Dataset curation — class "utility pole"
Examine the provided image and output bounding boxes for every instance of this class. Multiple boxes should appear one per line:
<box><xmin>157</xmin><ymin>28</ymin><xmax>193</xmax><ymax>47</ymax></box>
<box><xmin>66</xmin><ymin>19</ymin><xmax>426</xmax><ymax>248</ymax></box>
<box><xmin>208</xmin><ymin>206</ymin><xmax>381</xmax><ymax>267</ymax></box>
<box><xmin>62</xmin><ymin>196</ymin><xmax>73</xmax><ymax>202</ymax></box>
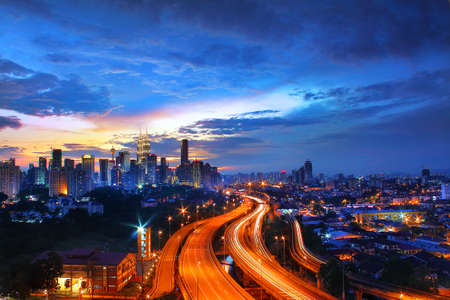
<box><xmin>341</xmin><ymin>262</ymin><xmax>345</xmax><ymax>300</ymax></box>
<box><xmin>197</xmin><ymin>261</ymin><xmax>201</xmax><ymax>300</ymax></box>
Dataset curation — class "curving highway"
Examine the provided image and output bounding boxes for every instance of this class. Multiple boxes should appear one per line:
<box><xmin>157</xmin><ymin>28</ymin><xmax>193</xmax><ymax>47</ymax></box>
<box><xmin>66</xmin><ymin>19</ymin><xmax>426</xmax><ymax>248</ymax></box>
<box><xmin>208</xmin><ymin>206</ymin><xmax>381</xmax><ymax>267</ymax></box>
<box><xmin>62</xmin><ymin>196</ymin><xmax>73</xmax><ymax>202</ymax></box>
<box><xmin>146</xmin><ymin>220</ymin><xmax>205</xmax><ymax>299</ymax></box>
<box><xmin>178</xmin><ymin>200</ymin><xmax>255</xmax><ymax>300</ymax></box>
<box><xmin>225</xmin><ymin>195</ymin><xmax>337</xmax><ymax>300</ymax></box>
<box><xmin>288</xmin><ymin>214</ymin><xmax>448</xmax><ymax>300</ymax></box>
<box><xmin>287</xmin><ymin>215</ymin><xmax>325</xmax><ymax>274</ymax></box>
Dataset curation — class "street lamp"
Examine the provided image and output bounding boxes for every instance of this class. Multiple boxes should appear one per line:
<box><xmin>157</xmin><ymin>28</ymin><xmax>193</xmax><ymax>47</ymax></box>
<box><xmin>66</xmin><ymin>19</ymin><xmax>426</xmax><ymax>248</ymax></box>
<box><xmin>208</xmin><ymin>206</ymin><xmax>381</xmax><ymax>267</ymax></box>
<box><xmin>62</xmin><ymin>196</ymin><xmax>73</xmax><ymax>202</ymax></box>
<box><xmin>167</xmin><ymin>216</ymin><xmax>172</xmax><ymax>236</ymax></box>
<box><xmin>281</xmin><ymin>235</ymin><xmax>286</xmax><ymax>265</ymax></box>
<box><xmin>158</xmin><ymin>230</ymin><xmax>162</xmax><ymax>250</ymax></box>
<box><xmin>274</xmin><ymin>235</ymin><xmax>279</xmax><ymax>257</ymax></box>
<box><xmin>221</xmin><ymin>236</ymin><xmax>226</xmax><ymax>261</ymax></box>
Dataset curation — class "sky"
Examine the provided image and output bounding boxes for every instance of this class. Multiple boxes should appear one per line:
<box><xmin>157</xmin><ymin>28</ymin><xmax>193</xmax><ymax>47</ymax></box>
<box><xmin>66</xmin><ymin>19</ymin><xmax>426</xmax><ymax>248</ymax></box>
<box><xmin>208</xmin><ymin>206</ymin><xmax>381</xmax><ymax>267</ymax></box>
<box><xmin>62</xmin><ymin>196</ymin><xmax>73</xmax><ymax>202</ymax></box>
<box><xmin>0</xmin><ymin>0</ymin><xmax>449</xmax><ymax>175</ymax></box>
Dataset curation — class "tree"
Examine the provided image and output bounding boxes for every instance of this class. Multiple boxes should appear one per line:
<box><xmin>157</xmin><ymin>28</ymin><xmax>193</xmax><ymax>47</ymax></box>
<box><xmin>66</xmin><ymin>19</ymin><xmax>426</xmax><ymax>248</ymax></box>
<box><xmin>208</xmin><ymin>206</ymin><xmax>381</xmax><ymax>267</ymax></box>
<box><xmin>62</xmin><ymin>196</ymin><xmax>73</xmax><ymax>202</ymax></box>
<box><xmin>302</xmin><ymin>225</ymin><xmax>326</xmax><ymax>255</ymax></box>
<box><xmin>0</xmin><ymin>192</ymin><xmax>8</xmax><ymax>203</ymax></box>
<box><xmin>318</xmin><ymin>258</ymin><xmax>344</xmax><ymax>297</ymax></box>
<box><xmin>381</xmin><ymin>257</ymin><xmax>432</xmax><ymax>291</ymax></box>
<box><xmin>1</xmin><ymin>263</ymin><xmax>33</xmax><ymax>300</ymax></box>
<box><xmin>32</xmin><ymin>252</ymin><xmax>63</xmax><ymax>294</ymax></box>
<box><xmin>312</xmin><ymin>203</ymin><xmax>325</xmax><ymax>216</ymax></box>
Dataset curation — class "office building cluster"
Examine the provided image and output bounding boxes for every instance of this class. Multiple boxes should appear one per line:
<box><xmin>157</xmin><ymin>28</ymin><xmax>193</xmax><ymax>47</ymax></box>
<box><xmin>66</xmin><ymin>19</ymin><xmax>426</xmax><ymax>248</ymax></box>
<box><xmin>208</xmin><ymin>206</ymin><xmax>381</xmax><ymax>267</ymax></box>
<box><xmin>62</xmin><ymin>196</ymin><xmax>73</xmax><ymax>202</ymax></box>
<box><xmin>0</xmin><ymin>133</ymin><xmax>221</xmax><ymax>200</ymax></box>
<box><xmin>226</xmin><ymin>160</ymin><xmax>315</xmax><ymax>186</ymax></box>
<box><xmin>99</xmin><ymin>135</ymin><xmax>221</xmax><ymax>191</ymax></box>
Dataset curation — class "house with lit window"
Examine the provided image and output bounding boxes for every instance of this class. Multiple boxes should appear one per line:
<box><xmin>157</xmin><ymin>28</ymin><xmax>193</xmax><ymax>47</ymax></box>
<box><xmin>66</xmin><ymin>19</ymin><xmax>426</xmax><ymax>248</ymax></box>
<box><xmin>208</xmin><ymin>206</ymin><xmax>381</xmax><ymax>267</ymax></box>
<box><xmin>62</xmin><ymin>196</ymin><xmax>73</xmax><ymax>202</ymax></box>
<box><xmin>36</xmin><ymin>248</ymin><xmax>136</xmax><ymax>295</ymax></box>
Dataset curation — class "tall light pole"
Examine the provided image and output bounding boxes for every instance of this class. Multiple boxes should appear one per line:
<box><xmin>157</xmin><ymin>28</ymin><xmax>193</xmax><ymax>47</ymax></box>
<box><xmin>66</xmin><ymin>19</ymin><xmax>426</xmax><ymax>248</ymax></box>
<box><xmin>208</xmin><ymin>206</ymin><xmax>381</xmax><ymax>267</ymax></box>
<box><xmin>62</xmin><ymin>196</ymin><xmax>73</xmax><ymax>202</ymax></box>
<box><xmin>274</xmin><ymin>235</ymin><xmax>279</xmax><ymax>257</ymax></box>
<box><xmin>158</xmin><ymin>230</ymin><xmax>162</xmax><ymax>250</ymax></box>
<box><xmin>168</xmin><ymin>216</ymin><xmax>172</xmax><ymax>236</ymax></box>
<box><xmin>221</xmin><ymin>236</ymin><xmax>226</xmax><ymax>261</ymax></box>
<box><xmin>341</xmin><ymin>261</ymin><xmax>345</xmax><ymax>300</ymax></box>
<box><xmin>281</xmin><ymin>235</ymin><xmax>286</xmax><ymax>266</ymax></box>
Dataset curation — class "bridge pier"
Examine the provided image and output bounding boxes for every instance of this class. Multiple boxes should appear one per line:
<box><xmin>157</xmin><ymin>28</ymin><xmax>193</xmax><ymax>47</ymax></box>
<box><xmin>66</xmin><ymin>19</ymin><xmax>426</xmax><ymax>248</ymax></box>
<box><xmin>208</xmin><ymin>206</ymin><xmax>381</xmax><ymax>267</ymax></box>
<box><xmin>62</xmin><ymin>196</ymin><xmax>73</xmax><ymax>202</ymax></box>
<box><xmin>354</xmin><ymin>289</ymin><xmax>363</xmax><ymax>300</ymax></box>
<box><xmin>315</xmin><ymin>274</ymin><xmax>321</xmax><ymax>289</ymax></box>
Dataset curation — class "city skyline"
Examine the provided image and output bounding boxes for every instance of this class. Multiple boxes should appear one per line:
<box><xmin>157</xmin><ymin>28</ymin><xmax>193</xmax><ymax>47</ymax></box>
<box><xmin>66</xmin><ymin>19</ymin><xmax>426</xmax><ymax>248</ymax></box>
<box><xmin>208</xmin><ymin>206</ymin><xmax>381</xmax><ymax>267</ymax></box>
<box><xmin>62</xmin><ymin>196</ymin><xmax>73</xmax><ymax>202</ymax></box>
<box><xmin>0</xmin><ymin>1</ymin><xmax>449</xmax><ymax>175</ymax></box>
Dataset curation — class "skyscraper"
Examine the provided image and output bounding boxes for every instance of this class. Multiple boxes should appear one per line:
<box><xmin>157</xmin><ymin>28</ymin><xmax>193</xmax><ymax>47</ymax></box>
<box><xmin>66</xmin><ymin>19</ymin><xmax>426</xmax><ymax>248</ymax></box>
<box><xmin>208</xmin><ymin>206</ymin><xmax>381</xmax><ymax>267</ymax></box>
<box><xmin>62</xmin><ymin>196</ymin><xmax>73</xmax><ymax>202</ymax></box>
<box><xmin>36</xmin><ymin>157</ymin><xmax>47</xmax><ymax>185</ymax></box>
<box><xmin>64</xmin><ymin>159</ymin><xmax>75</xmax><ymax>170</ymax></box>
<box><xmin>137</xmin><ymin>130</ymin><xmax>151</xmax><ymax>163</ymax></box>
<box><xmin>82</xmin><ymin>154</ymin><xmax>95</xmax><ymax>191</ymax></box>
<box><xmin>51</xmin><ymin>149</ymin><xmax>62</xmax><ymax>170</ymax></box>
<box><xmin>99</xmin><ymin>159</ymin><xmax>114</xmax><ymax>186</ymax></box>
<box><xmin>160</xmin><ymin>157</ymin><xmax>168</xmax><ymax>184</ymax></box>
<box><xmin>181</xmin><ymin>139</ymin><xmax>189</xmax><ymax>164</ymax></box>
<box><xmin>192</xmin><ymin>160</ymin><xmax>202</xmax><ymax>188</ymax></box>
<box><xmin>304</xmin><ymin>160</ymin><xmax>312</xmax><ymax>183</ymax></box>
<box><xmin>117</xmin><ymin>151</ymin><xmax>131</xmax><ymax>172</ymax></box>
<box><xmin>64</xmin><ymin>159</ymin><xmax>75</xmax><ymax>198</ymax></box>
<box><xmin>39</xmin><ymin>157</ymin><xmax>47</xmax><ymax>169</ymax></box>
<box><xmin>0</xmin><ymin>159</ymin><xmax>21</xmax><ymax>199</ymax></box>
<box><xmin>49</xmin><ymin>168</ymin><xmax>67</xmax><ymax>197</ymax></box>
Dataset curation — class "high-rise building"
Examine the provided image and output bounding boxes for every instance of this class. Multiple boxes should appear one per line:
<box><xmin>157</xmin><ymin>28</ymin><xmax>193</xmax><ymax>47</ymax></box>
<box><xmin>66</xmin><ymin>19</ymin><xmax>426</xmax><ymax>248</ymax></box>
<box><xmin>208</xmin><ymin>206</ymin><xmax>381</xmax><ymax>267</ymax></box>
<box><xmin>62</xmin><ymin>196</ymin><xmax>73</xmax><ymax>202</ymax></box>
<box><xmin>49</xmin><ymin>169</ymin><xmax>67</xmax><ymax>197</ymax></box>
<box><xmin>82</xmin><ymin>155</ymin><xmax>95</xmax><ymax>191</ymax></box>
<box><xmin>298</xmin><ymin>166</ymin><xmax>305</xmax><ymax>185</ymax></box>
<box><xmin>99</xmin><ymin>159</ymin><xmax>114</xmax><ymax>186</ymax></box>
<box><xmin>180</xmin><ymin>139</ymin><xmax>189</xmax><ymax>164</ymax></box>
<box><xmin>192</xmin><ymin>160</ymin><xmax>202</xmax><ymax>188</ymax></box>
<box><xmin>146</xmin><ymin>154</ymin><xmax>157</xmax><ymax>185</ymax></box>
<box><xmin>160</xmin><ymin>157</ymin><xmax>168</xmax><ymax>184</ymax></box>
<box><xmin>39</xmin><ymin>157</ymin><xmax>47</xmax><ymax>169</ymax></box>
<box><xmin>304</xmin><ymin>160</ymin><xmax>313</xmax><ymax>183</ymax></box>
<box><xmin>51</xmin><ymin>149</ymin><xmax>62</xmax><ymax>170</ymax></box>
<box><xmin>442</xmin><ymin>183</ymin><xmax>450</xmax><ymax>200</ymax></box>
<box><xmin>73</xmin><ymin>164</ymin><xmax>89</xmax><ymax>199</ymax></box>
<box><xmin>421</xmin><ymin>168</ymin><xmax>430</xmax><ymax>177</ymax></box>
<box><xmin>35</xmin><ymin>157</ymin><xmax>47</xmax><ymax>185</ymax></box>
<box><xmin>64</xmin><ymin>160</ymin><xmax>75</xmax><ymax>198</ymax></box>
<box><xmin>137</xmin><ymin>130</ymin><xmax>151</xmax><ymax>163</ymax></box>
<box><xmin>0</xmin><ymin>159</ymin><xmax>21</xmax><ymax>199</ymax></box>
<box><xmin>117</xmin><ymin>151</ymin><xmax>131</xmax><ymax>172</ymax></box>
<box><xmin>64</xmin><ymin>159</ymin><xmax>75</xmax><ymax>170</ymax></box>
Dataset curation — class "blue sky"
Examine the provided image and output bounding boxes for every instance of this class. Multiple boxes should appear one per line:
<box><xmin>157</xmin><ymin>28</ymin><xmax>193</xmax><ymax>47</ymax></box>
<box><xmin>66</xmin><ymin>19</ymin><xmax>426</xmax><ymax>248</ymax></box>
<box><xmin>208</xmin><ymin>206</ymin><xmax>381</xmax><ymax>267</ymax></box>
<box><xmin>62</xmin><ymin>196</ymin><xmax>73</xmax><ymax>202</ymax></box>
<box><xmin>0</xmin><ymin>0</ymin><xmax>449</xmax><ymax>175</ymax></box>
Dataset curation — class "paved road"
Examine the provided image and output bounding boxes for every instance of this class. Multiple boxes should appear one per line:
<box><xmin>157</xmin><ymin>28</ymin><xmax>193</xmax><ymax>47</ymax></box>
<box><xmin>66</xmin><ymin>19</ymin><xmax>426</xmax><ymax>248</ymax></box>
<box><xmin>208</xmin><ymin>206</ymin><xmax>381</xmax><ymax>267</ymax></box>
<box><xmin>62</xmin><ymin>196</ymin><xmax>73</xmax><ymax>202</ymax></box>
<box><xmin>225</xmin><ymin>195</ymin><xmax>336</xmax><ymax>300</ymax></box>
<box><xmin>178</xmin><ymin>200</ymin><xmax>254</xmax><ymax>300</ymax></box>
<box><xmin>146</xmin><ymin>220</ymin><xmax>205</xmax><ymax>299</ymax></box>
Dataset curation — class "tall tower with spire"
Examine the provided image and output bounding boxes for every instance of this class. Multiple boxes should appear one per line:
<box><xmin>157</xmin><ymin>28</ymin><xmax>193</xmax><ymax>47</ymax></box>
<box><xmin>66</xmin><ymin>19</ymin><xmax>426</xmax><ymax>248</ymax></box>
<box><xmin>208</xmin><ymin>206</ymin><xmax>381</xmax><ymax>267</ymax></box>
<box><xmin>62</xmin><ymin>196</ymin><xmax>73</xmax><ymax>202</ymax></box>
<box><xmin>137</xmin><ymin>129</ymin><xmax>151</xmax><ymax>163</ymax></box>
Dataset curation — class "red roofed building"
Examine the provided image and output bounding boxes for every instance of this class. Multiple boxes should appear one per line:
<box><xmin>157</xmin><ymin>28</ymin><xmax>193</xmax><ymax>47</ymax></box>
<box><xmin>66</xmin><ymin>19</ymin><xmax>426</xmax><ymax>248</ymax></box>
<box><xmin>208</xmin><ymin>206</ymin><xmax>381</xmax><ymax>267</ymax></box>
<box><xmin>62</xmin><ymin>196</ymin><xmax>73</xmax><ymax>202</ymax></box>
<box><xmin>37</xmin><ymin>248</ymin><xmax>136</xmax><ymax>295</ymax></box>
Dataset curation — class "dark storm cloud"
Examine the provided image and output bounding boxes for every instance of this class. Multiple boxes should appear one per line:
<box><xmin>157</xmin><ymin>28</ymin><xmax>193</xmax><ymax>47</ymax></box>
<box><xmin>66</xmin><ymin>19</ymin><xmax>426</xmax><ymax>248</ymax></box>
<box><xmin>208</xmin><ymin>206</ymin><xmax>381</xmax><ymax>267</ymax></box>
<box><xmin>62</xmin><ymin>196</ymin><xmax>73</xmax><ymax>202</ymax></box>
<box><xmin>293</xmin><ymin>68</ymin><xmax>450</xmax><ymax>108</ymax></box>
<box><xmin>0</xmin><ymin>116</ymin><xmax>21</xmax><ymax>130</ymax></box>
<box><xmin>0</xmin><ymin>58</ymin><xmax>111</xmax><ymax>116</ymax></box>
<box><xmin>179</xmin><ymin>115</ymin><xmax>323</xmax><ymax>136</ymax></box>
<box><xmin>102</xmin><ymin>0</ymin><xmax>450</xmax><ymax>61</ymax></box>
<box><xmin>5</xmin><ymin>0</ymin><xmax>448</xmax><ymax>63</ymax></box>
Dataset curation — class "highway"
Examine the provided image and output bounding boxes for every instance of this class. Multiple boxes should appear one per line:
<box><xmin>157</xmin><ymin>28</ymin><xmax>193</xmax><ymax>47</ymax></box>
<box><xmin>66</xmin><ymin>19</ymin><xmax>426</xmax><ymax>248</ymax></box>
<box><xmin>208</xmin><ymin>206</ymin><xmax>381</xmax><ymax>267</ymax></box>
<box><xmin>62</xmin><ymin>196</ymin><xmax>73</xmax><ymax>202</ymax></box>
<box><xmin>287</xmin><ymin>215</ymin><xmax>448</xmax><ymax>300</ymax></box>
<box><xmin>287</xmin><ymin>215</ymin><xmax>325</xmax><ymax>274</ymax></box>
<box><xmin>225</xmin><ymin>194</ymin><xmax>337</xmax><ymax>300</ymax></box>
<box><xmin>146</xmin><ymin>220</ymin><xmax>205</xmax><ymax>299</ymax></box>
<box><xmin>178</xmin><ymin>200</ymin><xmax>254</xmax><ymax>300</ymax></box>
